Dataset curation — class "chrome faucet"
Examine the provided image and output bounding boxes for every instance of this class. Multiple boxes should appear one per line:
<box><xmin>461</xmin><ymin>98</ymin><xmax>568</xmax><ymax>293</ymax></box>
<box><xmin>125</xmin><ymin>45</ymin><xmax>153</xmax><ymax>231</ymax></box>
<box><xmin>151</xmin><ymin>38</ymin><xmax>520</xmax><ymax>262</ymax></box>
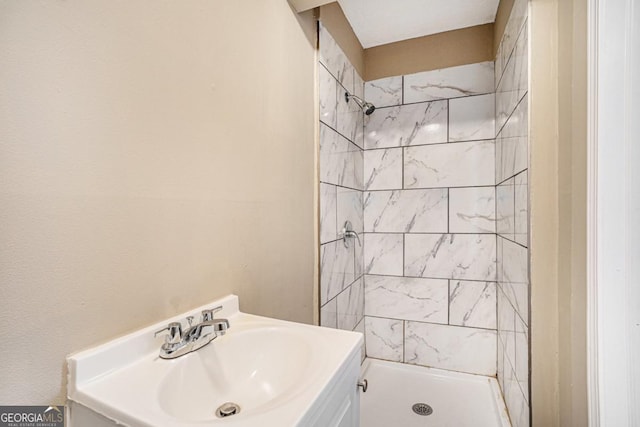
<box><xmin>154</xmin><ymin>306</ymin><xmax>230</xmax><ymax>359</ymax></box>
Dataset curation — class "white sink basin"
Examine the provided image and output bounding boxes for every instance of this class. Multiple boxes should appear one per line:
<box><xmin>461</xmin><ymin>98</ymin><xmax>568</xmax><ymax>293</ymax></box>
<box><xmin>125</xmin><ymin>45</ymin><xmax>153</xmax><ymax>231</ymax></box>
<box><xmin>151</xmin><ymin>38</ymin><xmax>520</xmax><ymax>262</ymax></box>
<box><xmin>67</xmin><ymin>295</ymin><xmax>362</xmax><ymax>427</ymax></box>
<box><xmin>158</xmin><ymin>324</ymin><xmax>316</xmax><ymax>422</ymax></box>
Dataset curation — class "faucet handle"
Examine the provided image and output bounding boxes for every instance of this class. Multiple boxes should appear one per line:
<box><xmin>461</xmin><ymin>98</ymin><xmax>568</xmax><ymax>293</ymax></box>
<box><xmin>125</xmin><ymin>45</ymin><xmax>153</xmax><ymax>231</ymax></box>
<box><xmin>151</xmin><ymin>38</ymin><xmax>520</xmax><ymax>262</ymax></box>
<box><xmin>154</xmin><ymin>322</ymin><xmax>182</xmax><ymax>344</ymax></box>
<box><xmin>201</xmin><ymin>305</ymin><xmax>223</xmax><ymax>322</ymax></box>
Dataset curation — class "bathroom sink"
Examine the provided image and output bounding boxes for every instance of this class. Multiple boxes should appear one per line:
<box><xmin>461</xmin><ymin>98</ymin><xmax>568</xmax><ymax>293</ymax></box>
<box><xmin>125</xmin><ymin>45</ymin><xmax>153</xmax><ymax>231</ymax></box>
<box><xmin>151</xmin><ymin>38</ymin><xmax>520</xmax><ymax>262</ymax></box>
<box><xmin>67</xmin><ymin>295</ymin><xmax>363</xmax><ymax>427</ymax></box>
<box><xmin>158</xmin><ymin>324</ymin><xmax>316</xmax><ymax>422</ymax></box>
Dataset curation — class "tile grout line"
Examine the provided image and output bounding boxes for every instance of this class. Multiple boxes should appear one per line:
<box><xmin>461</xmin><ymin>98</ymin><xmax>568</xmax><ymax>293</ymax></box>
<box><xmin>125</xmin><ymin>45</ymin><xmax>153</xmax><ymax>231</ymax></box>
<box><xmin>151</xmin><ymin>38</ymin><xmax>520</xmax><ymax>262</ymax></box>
<box><xmin>364</xmin><ymin>184</ymin><xmax>498</xmax><ymax>192</ymax></box>
<box><xmin>365</xmin><ymin>314</ymin><xmax>498</xmax><ymax>333</ymax></box>
<box><xmin>363</xmin><ymin>136</ymin><xmax>497</xmax><ymax>151</ymax></box>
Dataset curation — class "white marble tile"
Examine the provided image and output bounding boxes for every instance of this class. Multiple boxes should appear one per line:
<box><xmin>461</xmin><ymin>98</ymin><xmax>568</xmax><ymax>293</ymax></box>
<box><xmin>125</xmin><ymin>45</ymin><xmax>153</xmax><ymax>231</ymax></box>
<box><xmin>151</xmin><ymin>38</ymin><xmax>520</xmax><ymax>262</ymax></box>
<box><xmin>515</xmin><ymin>23</ymin><xmax>528</xmax><ymax>105</ymax></box>
<box><xmin>496</xmin><ymin>54</ymin><xmax>517</xmax><ymax>134</ymax></box>
<box><xmin>404</xmin><ymin>140</ymin><xmax>495</xmax><ymax>189</ymax></box>
<box><xmin>353</xmin><ymin>143</ymin><xmax>364</xmax><ymax>190</ymax></box>
<box><xmin>449</xmin><ymin>186</ymin><xmax>496</xmax><ymax>233</ymax></box>
<box><xmin>498</xmin><ymin>94</ymin><xmax>528</xmax><ymax>182</ymax></box>
<box><xmin>320</xmin><ymin>240</ymin><xmax>355</xmax><ymax>305</ymax></box>
<box><xmin>337</xmin><ymin>83</ymin><xmax>363</xmax><ymax>144</ymax></box>
<box><xmin>514</xmin><ymin>399</ymin><xmax>530</xmax><ymax>427</ymax></box>
<box><xmin>501</xmin><ymin>237</ymin><xmax>529</xmax><ymax>324</ymax></box>
<box><xmin>514</xmin><ymin>171</ymin><xmax>528</xmax><ymax>246</ymax></box>
<box><xmin>364</xmin><ymin>101</ymin><xmax>448</xmax><ymax>149</ymax></box>
<box><xmin>365</xmin><ymin>76</ymin><xmax>403</xmax><ymax>108</ymax></box>
<box><xmin>404</xmin><ymin>234</ymin><xmax>497</xmax><ymax>281</ymax></box>
<box><xmin>496</xmin><ymin>235</ymin><xmax>504</xmax><ymax>282</ymax></box>
<box><xmin>497</xmin><ymin>336</ymin><xmax>505</xmax><ymax>391</ymax></box>
<box><xmin>319</xmin><ymin>64</ymin><xmax>337</xmax><ymax>128</ymax></box>
<box><xmin>341</xmin><ymin>67</ymin><xmax>355</xmax><ymax>98</ymax></box>
<box><xmin>501</xmin><ymin>361</ymin><xmax>518</xmax><ymax>423</ymax></box>
<box><xmin>495</xmin><ymin>132</ymin><xmax>502</xmax><ymax>184</ymax></box>
<box><xmin>498</xmin><ymin>285</ymin><xmax>516</xmax><ymax>368</ymax></box>
<box><xmin>320</xmin><ymin>123</ymin><xmax>363</xmax><ymax>190</ymax></box>
<box><xmin>364</xmin><ymin>148</ymin><xmax>403</xmax><ymax>191</ymax></box>
<box><xmin>352</xmin><ymin>73</ymin><xmax>365</xmax><ymax>149</ymax></box>
<box><xmin>320</xmin><ymin>183</ymin><xmax>337</xmax><ymax>244</ymax></box>
<box><xmin>355</xmin><ymin>232</ymin><xmax>364</xmax><ymax>278</ymax></box>
<box><xmin>495</xmin><ymin>41</ymin><xmax>504</xmax><ymax>90</ymax></box>
<box><xmin>354</xmin><ymin>112</ymin><xmax>364</xmax><ymax>149</ymax></box>
<box><xmin>365</xmin><ymin>316</ymin><xmax>403</xmax><ymax>362</ymax></box>
<box><xmin>515</xmin><ymin>315</ymin><xmax>529</xmax><ymax>402</ymax></box>
<box><xmin>404</xmin><ymin>322</ymin><xmax>497</xmax><ymax>375</ymax></box>
<box><xmin>364</xmin><ymin>189</ymin><xmax>448</xmax><ymax>233</ymax></box>
<box><xmin>497</xmin><ymin>20</ymin><xmax>528</xmax><ymax>133</ymax></box>
<box><xmin>337</xmin><ymin>278</ymin><xmax>364</xmax><ymax>331</ymax></box>
<box><xmin>497</xmin><ymin>177</ymin><xmax>515</xmax><ymax>239</ymax></box>
<box><xmin>319</xmin><ymin>123</ymin><xmax>344</xmax><ymax>186</ymax></box>
<box><xmin>364</xmin><ymin>233</ymin><xmax>403</xmax><ymax>276</ymax></box>
<box><xmin>500</xmin><ymin>235</ymin><xmax>528</xmax><ymax>287</ymax></box>
<box><xmin>337</xmin><ymin>187</ymin><xmax>363</xmax><ymax>234</ymax></box>
<box><xmin>319</xmin><ymin>23</ymin><xmax>354</xmax><ymax>92</ymax></box>
<box><xmin>499</xmin><ymin>344</ymin><xmax>516</xmax><ymax>402</ymax></box>
<box><xmin>320</xmin><ymin>297</ymin><xmax>337</xmax><ymax>329</ymax></box>
<box><xmin>354</xmin><ymin>69</ymin><xmax>364</xmax><ymax>100</ymax></box>
<box><xmin>505</xmin><ymin>372</ymin><xmax>530</xmax><ymax>427</ymax></box>
<box><xmin>449</xmin><ymin>280</ymin><xmax>497</xmax><ymax>329</ymax></box>
<box><xmin>449</xmin><ymin>94</ymin><xmax>495</xmax><ymax>142</ymax></box>
<box><xmin>364</xmin><ymin>275</ymin><xmax>448</xmax><ymax>323</ymax></box>
<box><xmin>404</xmin><ymin>62</ymin><xmax>494</xmax><ymax>103</ymax></box>
<box><xmin>498</xmin><ymin>0</ymin><xmax>528</xmax><ymax>82</ymax></box>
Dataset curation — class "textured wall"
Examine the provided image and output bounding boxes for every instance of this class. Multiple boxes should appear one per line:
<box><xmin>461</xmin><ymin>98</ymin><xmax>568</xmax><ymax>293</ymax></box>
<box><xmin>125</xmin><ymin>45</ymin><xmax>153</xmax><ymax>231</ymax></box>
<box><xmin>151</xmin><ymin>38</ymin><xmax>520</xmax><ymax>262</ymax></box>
<box><xmin>0</xmin><ymin>0</ymin><xmax>316</xmax><ymax>404</ymax></box>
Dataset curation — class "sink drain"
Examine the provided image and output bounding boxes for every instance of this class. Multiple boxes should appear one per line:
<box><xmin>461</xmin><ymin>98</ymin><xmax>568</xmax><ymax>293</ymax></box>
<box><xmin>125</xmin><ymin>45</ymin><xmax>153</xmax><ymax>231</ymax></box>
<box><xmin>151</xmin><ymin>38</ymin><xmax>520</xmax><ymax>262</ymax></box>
<box><xmin>412</xmin><ymin>403</ymin><xmax>433</xmax><ymax>416</ymax></box>
<box><xmin>215</xmin><ymin>402</ymin><xmax>241</xmax><ymax>418</ymax></box>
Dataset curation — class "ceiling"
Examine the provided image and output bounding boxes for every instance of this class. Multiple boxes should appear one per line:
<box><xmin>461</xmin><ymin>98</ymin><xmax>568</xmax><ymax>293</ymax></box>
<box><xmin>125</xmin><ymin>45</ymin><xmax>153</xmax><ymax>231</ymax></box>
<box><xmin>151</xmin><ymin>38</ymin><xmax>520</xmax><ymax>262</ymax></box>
<box><xmin>336</xmin><ymin>0</ymin><xmax>501</xmax><ymax>48</ymax></box>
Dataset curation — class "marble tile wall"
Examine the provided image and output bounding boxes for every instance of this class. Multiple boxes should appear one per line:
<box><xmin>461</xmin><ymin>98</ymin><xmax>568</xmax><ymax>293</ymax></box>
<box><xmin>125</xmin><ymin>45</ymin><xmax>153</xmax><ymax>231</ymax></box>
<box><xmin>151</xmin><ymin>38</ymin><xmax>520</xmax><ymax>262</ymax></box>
<box><xmin>495</xmin><ymin>0</ymin><xmax>530</xmax><ymax>426</ymax></box>
<box><xmin>318</xmin><ymin>23</ymin><xmax>365</xmax><ymax>343</ymax></box>
<box><xmin>320</xmin><ymin>12</ymin><xmax>530</xmax><ymax>424</ymax></box>
<box><xmin>362</xmin><ymin>60</ymin><xmax>499</xmax><ymax>377</ymax></box>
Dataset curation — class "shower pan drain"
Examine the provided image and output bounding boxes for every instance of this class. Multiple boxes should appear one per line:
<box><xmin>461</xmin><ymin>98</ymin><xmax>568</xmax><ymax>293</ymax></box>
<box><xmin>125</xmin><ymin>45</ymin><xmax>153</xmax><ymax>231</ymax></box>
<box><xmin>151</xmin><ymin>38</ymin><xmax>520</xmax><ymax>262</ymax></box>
<box><xmin>412</xmin><ymin>403</ymin><xmax>433</xmax><ymax>416</ymax></box>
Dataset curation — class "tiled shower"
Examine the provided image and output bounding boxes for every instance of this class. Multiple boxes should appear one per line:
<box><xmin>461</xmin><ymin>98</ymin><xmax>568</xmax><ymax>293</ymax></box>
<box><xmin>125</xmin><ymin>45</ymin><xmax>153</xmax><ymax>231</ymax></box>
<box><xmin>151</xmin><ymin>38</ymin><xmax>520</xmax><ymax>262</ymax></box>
<box><xmin>318</xmin><ymin>22</ymin><xmax>365</xmax><ymax>337</ymax></box>
<box><xmin>319</xmin><ymin>0</ymin><xmax>530</xmax><ymax>425</ymax></box>
<box><xmin>362</xmin><ymin>62</ymin><xmax>498</xmax><ymax>376</ymax></box>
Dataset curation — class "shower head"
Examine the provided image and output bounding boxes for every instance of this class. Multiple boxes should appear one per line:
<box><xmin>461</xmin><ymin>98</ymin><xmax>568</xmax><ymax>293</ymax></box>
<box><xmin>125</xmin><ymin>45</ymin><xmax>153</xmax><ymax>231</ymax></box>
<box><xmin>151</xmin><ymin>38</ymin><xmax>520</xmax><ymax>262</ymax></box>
<box><xmin>345</xmin><ymin>92</ymin><xmax>376</xmax><ymax>115</ymax></box>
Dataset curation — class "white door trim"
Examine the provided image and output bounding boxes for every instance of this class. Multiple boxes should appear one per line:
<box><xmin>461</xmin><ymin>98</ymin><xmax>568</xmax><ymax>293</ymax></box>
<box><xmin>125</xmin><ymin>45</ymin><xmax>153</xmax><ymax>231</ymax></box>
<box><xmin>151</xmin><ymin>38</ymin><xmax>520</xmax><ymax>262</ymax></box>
<box><xmin>586</xmin><ymin>0</ymin><xmax>599</xmax><ymax>425</ymax></box>
<box><xmin>588</xmin><ymin>0</ymin><xmax>640</xmax><ymax>425</ymax></box>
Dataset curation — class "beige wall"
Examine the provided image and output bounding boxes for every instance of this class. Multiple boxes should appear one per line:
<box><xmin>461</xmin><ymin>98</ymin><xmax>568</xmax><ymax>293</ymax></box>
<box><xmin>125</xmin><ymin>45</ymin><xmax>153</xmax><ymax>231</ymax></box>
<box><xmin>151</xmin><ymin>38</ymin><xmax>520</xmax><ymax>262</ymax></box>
<box><xmin>318</xmin><ymin>2</ymin><xmax>495</xmax><ymax>82</ymax></box>
<box><xmin>530</xmin><ymin>0</ymin><xmax>561</xmax><ymax>424</ymax></box>
<box><xmin>0</xmin><ymin>0</ymin><xmax>317</xmax><ymax>405</ymax></box>
<box><xmin>365</xmin><ymin>24</ymin><xmax>495</xmax><ymax>81</ymax></box>
<box><xmin>557</xmin><ymin>0</ymin><xmax>588</xmax><ymax>425</ymax></box>
<box><xmin>494</xmin><ymin>0</ymin><xmax>515</xmax><ymax>55</ymax></box>
<box><xmin>530</xmin><ymin>0</ymin><xmax>588</xmax><ymax>425</ymax></box>
<box><xmin>319</xmin><ymin>3</ymin><xmax>365</xmax><ymax>78</ymax></box>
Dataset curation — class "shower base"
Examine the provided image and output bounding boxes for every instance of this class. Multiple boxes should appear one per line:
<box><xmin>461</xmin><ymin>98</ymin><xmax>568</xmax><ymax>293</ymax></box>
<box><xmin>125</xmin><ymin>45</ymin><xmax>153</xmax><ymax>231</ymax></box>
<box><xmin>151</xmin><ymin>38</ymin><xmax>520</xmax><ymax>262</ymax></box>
<box><xmin>360</xmin><ymin>358</ymin><xmax>511</xmax><ymax>427</ymax></box>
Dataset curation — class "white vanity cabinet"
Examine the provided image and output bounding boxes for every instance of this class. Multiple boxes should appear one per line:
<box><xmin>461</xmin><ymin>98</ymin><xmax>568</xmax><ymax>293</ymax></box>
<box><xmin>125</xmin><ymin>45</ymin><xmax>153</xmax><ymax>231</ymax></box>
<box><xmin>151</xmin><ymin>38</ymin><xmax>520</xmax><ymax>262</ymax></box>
<box><xmin>67</xmin><ymin>295</ymin><xmax>363</xmax><ymax>427</ymax></box>
<box><xmin>300</xmin><ymin>348</ymin><xmax>361</xmax><ymax>427</ymax></box>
